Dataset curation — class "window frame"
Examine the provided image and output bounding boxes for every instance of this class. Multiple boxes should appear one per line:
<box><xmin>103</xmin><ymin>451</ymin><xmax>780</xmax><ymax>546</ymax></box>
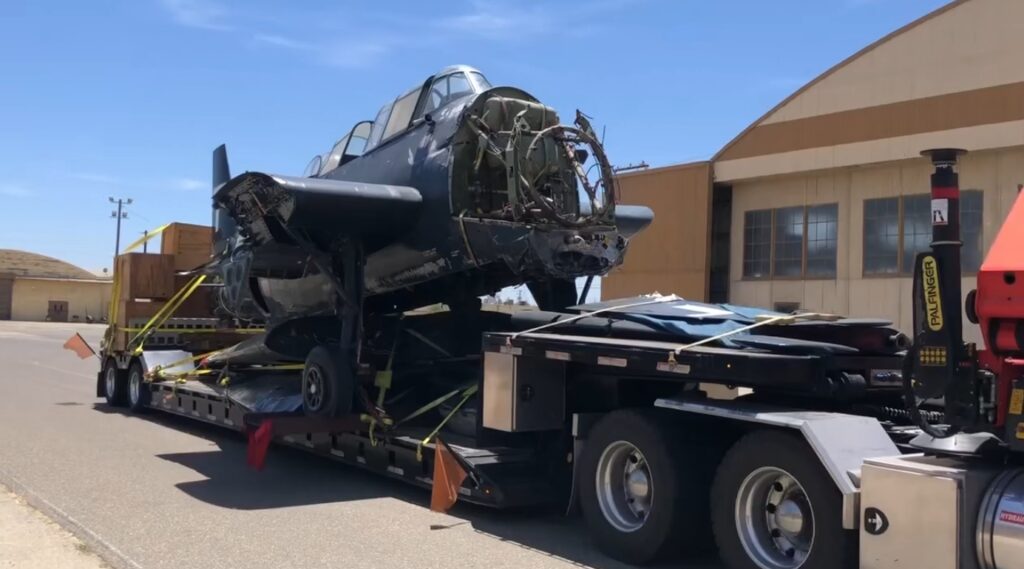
<box><xmin>380</xmin><ymin>87</ymin><xmax>424</xmax><ymax>143</ymax></box>
<box><xmin>860</xmin><ymin>190</ymin><xmax>983</xmax><ymax>277</ymax></box>
<box><xmin>741</xmin><ymin>203</ymin><xmax>839</xmax><ymax>281</ymax></box>
<box><xmin>742</xmin><ymin>209</ymin><xmax>773</xmax><ymax>279</ymax></box>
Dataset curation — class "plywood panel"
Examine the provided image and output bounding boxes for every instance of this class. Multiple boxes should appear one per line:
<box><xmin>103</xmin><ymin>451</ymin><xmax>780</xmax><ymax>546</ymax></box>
<box><xmin>161</xmin><ymin>223</ymin><xmax>213</xmax><ymax>271</ymax></box>
<box><xmin>602</xmin><ymin>162</ymin><xmax>712</xmax><ymax>301</ymax></box>
<box><xmin>115</xmin><ymin>254</ymin><xmax>175</xmax><ymax>300</ymax></box>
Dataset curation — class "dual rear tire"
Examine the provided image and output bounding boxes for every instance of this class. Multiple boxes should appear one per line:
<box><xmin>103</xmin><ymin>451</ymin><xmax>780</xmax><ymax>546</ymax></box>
<box><xmin>579</xmin><ymin>411</ymin><xmax>853</xmax><ymax>569</ymax></box>
<box><xmin>102</xmin><ymin>358</ymin><xmax>148</xmax><ymax>412</ymax></box>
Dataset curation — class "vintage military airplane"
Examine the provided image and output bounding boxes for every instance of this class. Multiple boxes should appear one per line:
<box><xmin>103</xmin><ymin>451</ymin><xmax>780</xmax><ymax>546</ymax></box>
<box><xmin>211</xmin><ymin>65</ymin><xmax>651</xmax><ymax>320</ymax></box>
<box><xmin>205</xmin><ymin>66</ymin><xmax>653</xmax><ymax>414</ymax></box>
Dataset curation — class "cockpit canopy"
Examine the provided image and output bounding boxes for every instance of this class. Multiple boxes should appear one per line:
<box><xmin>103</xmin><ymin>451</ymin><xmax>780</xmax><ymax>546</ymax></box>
<box><xmin>305</xmin><ymin>65</ymin><xmax>491</xmax><ymax>178</ymax></box>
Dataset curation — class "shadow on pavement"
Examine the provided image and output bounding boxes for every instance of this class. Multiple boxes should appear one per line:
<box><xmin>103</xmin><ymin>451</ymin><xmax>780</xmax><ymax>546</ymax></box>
<box><xmin>96</xmin><ymin>403</ymin><xmax>719</xmax><ymax>569</ymax></box>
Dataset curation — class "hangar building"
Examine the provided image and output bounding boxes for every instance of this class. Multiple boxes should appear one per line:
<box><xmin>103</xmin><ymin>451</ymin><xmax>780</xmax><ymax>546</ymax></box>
<box><xmin>604</xmin><ymin>0</ymin><xmax>1024</xmax><ymax>344</ymax></box>
<box><xmin>0</xmin><ymin>250</ymin><xmax>112</xmax><ymax>322</ymax></box>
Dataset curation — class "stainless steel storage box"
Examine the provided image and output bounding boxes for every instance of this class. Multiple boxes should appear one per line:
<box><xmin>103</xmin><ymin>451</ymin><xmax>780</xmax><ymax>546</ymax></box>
<box><xmin>482</xmin><ymin>351</ymin><xmax>565</xmax><ymax>432</ymax></box>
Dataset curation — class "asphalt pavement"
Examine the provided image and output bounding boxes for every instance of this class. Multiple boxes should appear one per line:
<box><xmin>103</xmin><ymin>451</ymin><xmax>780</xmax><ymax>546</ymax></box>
<box><xmin>0</xmin><ymin>320</ymin><xmax>720</xmax><ymax>569</ymax></box>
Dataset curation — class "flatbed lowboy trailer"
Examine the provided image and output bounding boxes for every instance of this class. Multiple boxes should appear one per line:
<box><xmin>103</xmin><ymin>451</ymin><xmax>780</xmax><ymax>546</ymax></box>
<box><xmin>90</xmin><ymin>149</ymin><xmax>1024</xmax><ymax>569</ymax></box>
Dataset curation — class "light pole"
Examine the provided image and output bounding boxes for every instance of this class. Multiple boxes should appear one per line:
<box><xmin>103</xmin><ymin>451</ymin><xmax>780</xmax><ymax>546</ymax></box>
<box><xmin>110</xmin><ymin>197</ymin><xmax>132</xmax><ymax>259</ymax></box>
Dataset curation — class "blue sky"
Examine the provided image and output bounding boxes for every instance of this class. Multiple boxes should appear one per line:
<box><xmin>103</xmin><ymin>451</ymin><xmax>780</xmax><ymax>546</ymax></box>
<box><xmin>1</xmin><ymin>0</ymin><xmax>950</xmax><ymax>273</ymax></box>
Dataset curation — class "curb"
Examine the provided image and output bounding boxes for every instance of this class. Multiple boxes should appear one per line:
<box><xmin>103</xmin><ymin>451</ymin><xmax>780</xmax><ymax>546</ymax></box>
<box><xmin>0</xmin><ymin>469</ymin><xmax>142</xmax><ymax>569</ymax></box>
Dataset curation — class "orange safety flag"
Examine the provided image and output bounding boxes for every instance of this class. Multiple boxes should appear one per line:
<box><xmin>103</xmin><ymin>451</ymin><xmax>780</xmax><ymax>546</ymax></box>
<box><xmin>62</xmin><ymin>333</ymin><xmax>96</xmax><ymax>359</ymax></box>
<box><xmin>430</xmin><ymin>439</ymin><xmax>468</xmax><ymax>513</ymax></box>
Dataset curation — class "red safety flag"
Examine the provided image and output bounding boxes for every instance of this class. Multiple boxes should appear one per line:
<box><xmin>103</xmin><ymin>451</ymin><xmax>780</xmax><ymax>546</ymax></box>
<box><xmin>62</xmin><ymin>333</ymin><xmax>96</xmax><ymax>359</ymax></box>
<box><xmin>247</xmin><ymin>420</ymin><xmax>274</xmax><ymax>471</ymax></box>
<box><xmin>430</xmin><ymin>439</ymin><xmax>468</xmax><ymax>513</ymax></box>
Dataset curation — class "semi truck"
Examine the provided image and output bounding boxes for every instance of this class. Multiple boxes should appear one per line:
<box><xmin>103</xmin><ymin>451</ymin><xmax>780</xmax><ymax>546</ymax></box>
<box><xmin>91</xmin><ymin>137</ymin><xmax>1024</xmax><ymax>568</ymax></box>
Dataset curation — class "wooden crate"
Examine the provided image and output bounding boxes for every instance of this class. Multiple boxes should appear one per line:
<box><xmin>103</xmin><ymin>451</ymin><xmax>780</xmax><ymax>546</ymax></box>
<box><xmin>116</xmin><ymin>299</ymin><xmax>167</xmax><ymax>326</ymax></box>
<box><xmin>173</xmin><ymin>274</ymin><xmax>215</xmax><ymax>318</ymax></box>
<box><xmin>109</xmin><ymin>299</ymin><xmax>168</xmax><ymax>351</ymax></box>
<box><xmin>115</xmin><ymin>253</ymin><xmax>175</xmax><ymax>300</ymax></box>
<box><xmin>161</xmin><ymin>223</ymin><xmax>213</xmax><ymax>271</ymax></box>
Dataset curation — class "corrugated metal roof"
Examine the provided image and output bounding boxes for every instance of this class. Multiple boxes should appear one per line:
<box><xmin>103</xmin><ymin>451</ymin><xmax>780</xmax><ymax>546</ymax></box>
<box><xmin>0</xmin><ymin>250</ymin><xmax>103</xmax><ymax>280</ymax></box>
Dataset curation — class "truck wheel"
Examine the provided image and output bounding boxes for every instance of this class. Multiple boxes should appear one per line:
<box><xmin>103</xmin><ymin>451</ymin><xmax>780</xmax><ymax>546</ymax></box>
<box><xmin>102</xmin><ymin>357</ymin><xmax>127</xmax><ymax>407</ymax></box>
<box><xmin>302</xmin><ymin>345</ymin><xmax>353</xmax><ymax>417</ymax></box>
<box><xmin>711</xmin><ymin>430</ymin><xmax>854</xmax><ymax>569</ymax></box>
<box><xmin>579</xmin><ymin>409</ymin><xmax>711</xmax><ymax>564</ymax></box>
<box><xmin>126</xmin><ymin>360</ymin><xmax>150</xmax><ymax>412</ymax></box>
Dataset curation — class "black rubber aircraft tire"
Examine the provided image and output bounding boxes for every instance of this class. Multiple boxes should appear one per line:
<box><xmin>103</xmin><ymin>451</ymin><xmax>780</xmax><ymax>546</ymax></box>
<box><xmin>711</xmin><ymin>430</ymin><xmax>855</xmax><ymax>569</ymax></box>
<box><xmin>302</xmin><ymin>345</ymin><xmax>354</xmax><ymax>418</ymax></box>
<box><xmin>126</xmin><ymin>359</ymin><xmax>150</xmax><ymax>412</ymax></box>
<box><xmin>579</xmin><ymin>409</ymin><xmax>712</xmax><ymax>565</ymax></box>
<box><xmin>102</xmin><ymin>357</ymin><xmax>128</xmax><ymax>407</ymax></box>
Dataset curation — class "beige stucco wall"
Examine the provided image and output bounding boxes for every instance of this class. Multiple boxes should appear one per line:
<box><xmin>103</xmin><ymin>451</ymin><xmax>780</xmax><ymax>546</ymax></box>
<box><xmin>765</xmin><ymin>0</ymin><xmax>1024</xmax><ymax>124</ymax></box>
<box><xmin>729</xmin><ymin>146</ymin><xmax>1024</xmax><ymax>344</ymax></box>
<box><xmin>11</xmin><ymin>278</ymin><xmax>112</xmax><ymax>322</ymax></box>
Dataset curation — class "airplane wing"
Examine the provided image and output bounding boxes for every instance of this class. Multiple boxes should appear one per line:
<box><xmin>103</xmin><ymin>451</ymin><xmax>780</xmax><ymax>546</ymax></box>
<box><xmin>214</xmin><ymin>172</ymin><xmax>422</xmax><ymax>252</ymax></box>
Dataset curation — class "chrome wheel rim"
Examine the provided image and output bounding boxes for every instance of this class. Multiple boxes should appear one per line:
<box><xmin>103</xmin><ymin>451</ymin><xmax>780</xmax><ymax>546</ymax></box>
<box><xmin>105</xmin><ymin>366</ymin><xmax>116</xmax><ymax>398</ymax></box>
<box><xmin>129</xmin><ymin>368</ymin><xmax>141</xmax><ymax>406</ymax></box>
<box><xmin>303</xmin><ymin>365</ymin><xmax>324</xmax><ymax>411</ymax></box>
<box><xmin>595</xmin><ymin>441</ymin><xmax>652</xmax><ymax>533</ymax></box>
<box><xmin>735</xmin><ymin>467</ymin><xmax>813</xmax><ymax>569</ymax></box>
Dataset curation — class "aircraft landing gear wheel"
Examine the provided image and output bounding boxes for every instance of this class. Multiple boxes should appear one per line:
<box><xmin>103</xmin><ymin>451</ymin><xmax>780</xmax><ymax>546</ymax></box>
<box><xmin>127</xmin><ymin>360</ymin><xmax>150</xmax><ymax>412</ymax></box>
<box><xmin>711</xmin><ymin>430</ymin><xmax>854</xmax><ymax>569</ymax></box>
<box><xmin>579</xmin><ymin>409</ymin><xmax>712</xmax><ymax>564</ymax></box>
<box><xmin>302</xmin><ymin>345</ymin><xmax>353</xmax><ymax>417</ymax></box>
<box><xmin>102</xmin><ymin>357</ymin><xmax>127</xmax><ymax>407</ymax></box>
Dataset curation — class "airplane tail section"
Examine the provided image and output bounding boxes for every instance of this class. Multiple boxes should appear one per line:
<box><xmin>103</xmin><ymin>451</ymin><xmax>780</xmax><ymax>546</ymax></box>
<box><xmin>212</xmin><ymin>145</ymin><xmax>235</xmax><ymax>256</ymax></box>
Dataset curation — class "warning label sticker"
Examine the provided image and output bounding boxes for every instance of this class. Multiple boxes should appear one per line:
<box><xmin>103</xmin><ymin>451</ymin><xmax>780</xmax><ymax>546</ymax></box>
<box><xmin>932</xmin><ymin>198</ymin><xmax>949</xmax><ymax>225</ymax></box>
<box><xmin>1011</xmin><ymin>389</ymin><xmax>1024</xmax><ymax>415</ymax></box>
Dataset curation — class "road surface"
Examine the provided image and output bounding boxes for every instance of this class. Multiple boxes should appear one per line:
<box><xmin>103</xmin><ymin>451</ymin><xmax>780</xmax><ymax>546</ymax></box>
<box><xmin>0</xmin><ymin>321</ymin><xmax>719</xmax><ymax>569</ymax></box>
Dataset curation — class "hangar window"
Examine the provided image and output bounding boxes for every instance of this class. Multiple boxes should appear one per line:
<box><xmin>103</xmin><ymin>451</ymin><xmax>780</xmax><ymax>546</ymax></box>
<box><xmin>901</xmin><ymin>195</ymin><xmax>932</xmax><ymax>274</ymax></box>
<box><xmin>773</xmin><ymin>206</ymin><xmax>805</xmax><ymax>277</ymax></box>
<box><xmin>742</xmin><ymin>203</ymin><xmax>838</xmax><ymax>280</ymax></box>
<box><xmin>862</xmin><ymin>191</ymin><xmax>983</xmax><ymax>276</ymax></box>
<box><xmin>806</xmin><ymin>204</ymin><xmax>838</xmax><ymax>277</ymax></box>
<box><xmin>960</xmin><ymin>191</ymin><xmax>984</xmax><ymax>272</ymax></box>
<box><xmin>742</xmin><ymin>210</ymin><xmax>772</xmax><ymax>278</ymax></box>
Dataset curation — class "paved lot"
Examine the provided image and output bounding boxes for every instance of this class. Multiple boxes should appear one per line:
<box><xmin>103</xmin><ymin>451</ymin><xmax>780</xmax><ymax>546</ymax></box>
<box><xmin>0</xmin><ymin>321</ymin><xmax>719</xmax><ymax>569</ymax></box>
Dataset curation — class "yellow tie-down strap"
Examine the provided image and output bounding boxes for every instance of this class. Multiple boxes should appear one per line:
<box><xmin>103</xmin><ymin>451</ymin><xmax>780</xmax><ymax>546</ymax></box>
<box><xmin>128</xmin><ymin>275</ymin><xmax>206</xmax><ymax>354</ymax></box>
<box><xmin>121</xmin><ymin>223</ymin><xmax>170</xmax><ymax>254</ymax></box>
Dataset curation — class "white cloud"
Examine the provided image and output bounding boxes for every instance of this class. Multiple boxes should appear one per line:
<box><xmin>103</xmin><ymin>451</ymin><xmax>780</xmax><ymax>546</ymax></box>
<box><xmin>437</xmin><ymin>1</ymin><xmax>553</xmax><ymax>39</ymax></box>
<box><xmin>254</xmin><ymin>33</ymin><xmax>314</xmax><ymax>51</ymax></box>
<box><xmin>321</xmin><ymin>40</ymin><xmax>393</xmax><ymax>69</ymax></box>
<box><xmin>0</xmin><ymin>184</ymin><xmax>32</xmax><ymax>198</ymax></box>
<box><xmin>174</xmin><ymin>178</ymin><xmax>206</xmax><ymax>191</ymax></box>
<box><xmin>159</xmin><ymin>0</ymin><xmax>232</xmax><ymax>31</ymax></box>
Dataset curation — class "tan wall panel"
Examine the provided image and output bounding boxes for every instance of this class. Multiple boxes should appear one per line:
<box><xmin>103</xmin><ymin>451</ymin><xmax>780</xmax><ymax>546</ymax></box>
<box><xmin>715</xmin><ymin>119</ymin><xmax>1024</xmax><ymax>181</ymax></box>
<box><xmin>601</xmin><ymin>272</ymin><xmax>707</xmax><ymax>301</ymax></box>
<box><xmin>720</xmin><ymin>81</ymin><xmax>1024</xmax><ymax>162</ymax></box>
<box><xmin>602</xmin><ymin>163</ymin><xmax>712</xmax><ymax>300</ymax></box>
<box><xmin>728</xmin><ymin>147</ymin><xmax>1024</xmax><ymax>345</ymax></box>
<box><xmin>11</xmin><ymin>279</ymin><xmax>112</xmax><ymax>322</ymax></box>
<box><xmin>765</xmin><ymin>0</ymin><xmax>1024</xmax><ymax>124</ymax></box>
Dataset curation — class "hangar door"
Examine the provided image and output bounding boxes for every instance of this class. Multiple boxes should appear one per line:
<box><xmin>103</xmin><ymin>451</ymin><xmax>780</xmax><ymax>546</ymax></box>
<box><xmin>0</xmin><ymin>274</ymin><xmax>12</xmax><ymax>320</ymax></box>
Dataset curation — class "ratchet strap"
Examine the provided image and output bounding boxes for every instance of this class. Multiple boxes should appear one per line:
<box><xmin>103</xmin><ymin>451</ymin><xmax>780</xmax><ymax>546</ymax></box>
<box><xmin>415</xmin><ymin>384</ymin><xmax>478</xmax><ymax>461</ymax></box>
<box><xmin>668</xmin><ymin>311</ymin><xmax>840</xmax><ymax>361</ymax></box>
<box><xmin>120</xmin><ymin>224</ymin><xmax>170</xmax><ymax>254</ymax></box>
<box><xmin>127</xmin><ymin>274</ymin><xmax>206</xmax><ymax>353</ymax></box>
